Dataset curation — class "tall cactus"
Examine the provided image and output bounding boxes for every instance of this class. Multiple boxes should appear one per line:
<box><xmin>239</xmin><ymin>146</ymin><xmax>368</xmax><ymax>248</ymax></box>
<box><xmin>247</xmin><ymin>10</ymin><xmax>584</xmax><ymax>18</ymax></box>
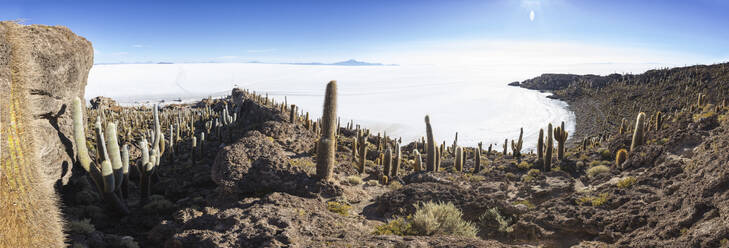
<box><xmin>316</xmin><ymin>81</ymin><xmax>337</xmax><ymax>181</ymax></box>
<box><xmin>544</xmin><ymin>123</ymin><xmax>554</xmax><ymax>171</ymax></box>
<box><xmin>473</xmin><ymin>147</ymin><xmax>481</xmax><ymax>173</ymax></box>
<box><xmin>554</xmin><ymin>121</ymin><xmax>568</xmax><ymax>160</ymax></box>
<box><xmin>383</xmin><ymin>148</ymin><xmax>392</xmax><ymax>178</ymax></box>
<box><xmin>537</xmin><ymin>128</ymin><xmax>544</xmax><ymax>168</ymax></box>
<box><xmin>454</xmin><ymin>146</ymin><xmax>464</xmax><ymax>172</ymax></box>
<box><xmin>630</xmin><ymin>112</ymin><xmax>646</xmax><ymax>152</ymax></box>
<box><xmin>425</xmin><ymin>115</ymin><xmax>436</xmax><ymax>172</ymax></box>
<box><xmin>392</xmin><ymin>143</ymin><xmax>401</xmax><ymax>177</ymax></box>
<box><xmin>503</xmin><ymin>139</ymin><xmax>508</xmax><ymax>155</ymax></box>
<box><xmin>71</xmin><ymin>97</ymin><xmax>129</xmax><ymax>214</ymax></box>
<box><xmin>511</xmin><ymin>128</ymin><xmax>524</xmax><ymax>158</ymax></box>
<box><xmin>358</xmin><ymin>135</ymin><xmax>367</xmax><ymax>174</ymax></box>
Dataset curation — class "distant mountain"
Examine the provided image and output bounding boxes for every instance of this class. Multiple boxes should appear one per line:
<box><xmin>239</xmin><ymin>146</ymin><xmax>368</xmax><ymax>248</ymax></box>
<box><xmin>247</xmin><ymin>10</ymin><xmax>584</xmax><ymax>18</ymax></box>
<box><xmin>284</xmin><ymin>59</ymin><xmax>396</xmax><ymax>66</ymax></box>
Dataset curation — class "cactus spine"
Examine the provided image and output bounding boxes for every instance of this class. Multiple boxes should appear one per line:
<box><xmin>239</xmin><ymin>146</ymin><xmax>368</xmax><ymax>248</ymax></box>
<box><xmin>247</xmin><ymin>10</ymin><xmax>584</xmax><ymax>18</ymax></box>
<box><xmin>630</xmin><ymin>112</ymin><xmax>646</xmax><ymax>152</ymax></box>
<box><xmin>554</xmin><ymin>121</ymin><xmax>568</xmax><ymax>160</ymax></box>
<box><xmin>544</xmin><ymin>123</ymin><xmax>553</xmax><ymax>171</ymax></box>
<box><xmin>425</xmin><ymin>115</ymin><xmax>436</xmax><ymax>172</ymax></box>
<box><xmin>316</xmin><ymin>81</ymin><xmax>337</xmax><ymax>181</ymax></box>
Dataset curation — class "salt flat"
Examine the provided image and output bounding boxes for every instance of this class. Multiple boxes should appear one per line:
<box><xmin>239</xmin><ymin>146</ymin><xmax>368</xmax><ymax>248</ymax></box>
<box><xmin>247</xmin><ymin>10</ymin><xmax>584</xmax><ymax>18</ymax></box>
<box><xmin>87</xmin><ymin>63</ymin><xmax>576</xmax><ymax>149</ymax></box>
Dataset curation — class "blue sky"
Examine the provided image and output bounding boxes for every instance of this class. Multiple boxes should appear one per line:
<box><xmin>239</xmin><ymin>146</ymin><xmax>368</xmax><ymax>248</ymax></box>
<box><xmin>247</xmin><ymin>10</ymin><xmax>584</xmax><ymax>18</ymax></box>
<box><xmin>3</xmin><ymin>0</ymin><xmax>729</xmax><ymax>65</ymax></box>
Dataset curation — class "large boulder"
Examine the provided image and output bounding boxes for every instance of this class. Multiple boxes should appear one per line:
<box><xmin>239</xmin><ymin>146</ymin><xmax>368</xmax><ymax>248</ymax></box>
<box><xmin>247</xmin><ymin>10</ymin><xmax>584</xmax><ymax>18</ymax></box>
<box><xmin>0</xmin><ymin>21</ymin><xmax>92</xmax><ymax>186</ymax></box>
<box><xmin>0</xmin><ymin>21</ymin><xmax>92</xmax><ymax>247</ymax></box>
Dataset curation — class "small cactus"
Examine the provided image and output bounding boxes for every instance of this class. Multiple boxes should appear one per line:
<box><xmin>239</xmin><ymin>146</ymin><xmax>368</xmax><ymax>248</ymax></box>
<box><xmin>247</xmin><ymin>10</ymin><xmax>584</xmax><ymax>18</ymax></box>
<box><xmin>615</xmin><ymin>149</ymin><xmax>628</xmax><ymax>167</ymax></box>
<box><xmin>454</xmin><ymin>146</ymin><xmax>463</xmax><ymax>172</ymax></box>
<box><xmin>414</xmin><ymin>150</ymin><xmax>423</xmax><ymax>172</ymax></box>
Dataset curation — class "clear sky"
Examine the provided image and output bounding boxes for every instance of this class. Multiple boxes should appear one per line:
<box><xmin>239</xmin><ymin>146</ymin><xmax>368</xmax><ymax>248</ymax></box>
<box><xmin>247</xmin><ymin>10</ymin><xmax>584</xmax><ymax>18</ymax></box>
<box><xmin>3</xmin><ymin>0</ymin><xmax>729</xmax><ymax>66</ymax></box>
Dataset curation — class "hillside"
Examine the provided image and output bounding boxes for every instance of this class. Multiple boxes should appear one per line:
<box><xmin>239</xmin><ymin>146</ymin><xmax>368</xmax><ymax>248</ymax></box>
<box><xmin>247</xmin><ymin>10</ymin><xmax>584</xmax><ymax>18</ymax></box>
<box><xmin>58</xmin><ymin>63</ymin><xmax>729</xmax><ymax>247</ymax></box>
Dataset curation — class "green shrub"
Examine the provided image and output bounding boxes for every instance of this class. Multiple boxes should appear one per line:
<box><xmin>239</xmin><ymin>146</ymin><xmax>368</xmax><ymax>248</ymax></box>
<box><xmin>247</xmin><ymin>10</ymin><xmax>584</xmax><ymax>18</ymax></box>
<box><xmin>410</xmin><ymin>201</ymin><xmax>478</xmax><ymax>237</ymax></box>
<box><xmin>587</xmin><ymin>165</ymin><xmax>610</xmax><ymax>178</ymax></box>
<box><xmin>346</xmin><ymin>175</ymin><xmax>363</xmax><ymax>185</ymax></box>
<box><xmin>512</xmin><ymin>200</ymin><xmax>535</xmax><ymax>209</ymax></box>
<box><xmin>478</xmin><ymin>207</ymin><xmax>513</xmax><ymax>234</ymax></box>
<box><xmin>522</xmin><ymin>169</ymin><xmax>541</xmax><ymax>183</ymax></box>
<box><xmin>576</xmin><ymin>193</ymin><xmax>609</xmax><ymax>206</ymax></box>
<box><xmin>597</xmin><ymin>148</ymin><xmax>612</xmax><ymax>160</ymax></box>
<box><xmin>373</xmin><ymin>216</ymin><xmax>416</xmax><ymax>236</ymax></box>
<box><xmin>327</xmin><ymin>201</ymin><xmax>352</xmax><ymax>216</ymax></box>
<box><xmin>517</xmin><ymin>161</ymin><xmax>532</xmax><ymax>170</ymax></box>
<box><xmin>617</xmin><ymin>177</ymin><xmax>636</xmax><ymax>188</ymax></box>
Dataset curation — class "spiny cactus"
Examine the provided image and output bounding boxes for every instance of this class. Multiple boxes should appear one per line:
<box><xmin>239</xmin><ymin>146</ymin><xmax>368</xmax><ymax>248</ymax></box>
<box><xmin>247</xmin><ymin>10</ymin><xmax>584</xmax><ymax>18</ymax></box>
<box><xmin>316</xmin><ymin>81</ymin><xmax>337</xmax><ymax>181</ymax></box>
<box><xmin>544</xmin><ymin>123</ymin><xmax>554</xmax><ymax>172</ymax></box>
<box><xmin>383</xmin><ymin>148</ymin><xmax>392</xmax><ymax>178</ymax></box>
<box><xmin>358</xmin><ymin>137</ymin><xmax>367</xmax><ymax>174</ymax></box>
<box><xmin>392</xmin><ymin>144</ymin><xmax>401</xmax><ymax>177</ymax></box>
<box><xmin>554</xmin><ymin>121</ymin><xmax>568</xmax><ymax>160</ymax></box>
<box><xmin>290</xmin><ymin>104</ymin><xmax>297</xmax><ymax>124</ymax></box>
<box><xmin>414</xmin><ymin>150</ymin><xmax>423</xmax><ymax>172</ymax></box>
<box><xmin>511</xmin><ymin>128</ymin><xmax>523</xmax><ymax>158</ymax></box>
<box><xmin>630</xmin><ymin>112</ymin><xmax>646</xmax><ymax>152</ymax></box>
<box><xmin>615</xmin><ymin>149</ymin><xmax>628</xmax><ymax>167</ymax></box>
<box><xmin>192</xmin><ymin>136</ymin><xmax>197</xmax><ymax>166</ymax></box>
<box><xmin>473</xmin><ymin>146</ymin><xmax>481</xmax><ymax>173</ymax></box>
<box><xmin>654</xmin><ymin>111</ymin><xmax>662</xmax><ymax>131</ymax></box>
<box><xmin>454</xmin><ymin>146</ymin><xmax>463</xmax><ymax>172</ymax></box>
<box><xmin>537</xmin><ymin>128</ymin><xmax>544</xmax><ymax>167</ymax></box>
<box><xmin>502</xmin><ymin>139</ymin><xmax>508</xmax><ymax>155</ymax></box>
<box><xmin>619</xmin><ymin>118</ymin><xmax>628</xmax><ymax>135</ymax></box>
<box><xmin>425</xmin><ymin>115</ymin><xmax>436</xmax><ymax>172</ymax></box>
<box><xmin>435</xmin><ymin>148</ymin><xmax>442</xmax><ymax>172</ymax></box>
<box><xmin>71</xmin><ymin>97</ymin><xmax>130</xmax><ymax>214</ymax></box>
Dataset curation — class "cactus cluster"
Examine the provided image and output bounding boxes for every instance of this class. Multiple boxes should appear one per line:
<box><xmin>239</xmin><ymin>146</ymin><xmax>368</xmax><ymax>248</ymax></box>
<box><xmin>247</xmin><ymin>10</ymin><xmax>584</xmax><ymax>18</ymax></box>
<box><xmin>554</xmin><ymin>121</ymin><xmax>569</xmax><ymax>160</ymax></box>
<box><xmin>510</xmin><ymin>128</ymin><xmax>523</xmax><ymax>158</ymax></box>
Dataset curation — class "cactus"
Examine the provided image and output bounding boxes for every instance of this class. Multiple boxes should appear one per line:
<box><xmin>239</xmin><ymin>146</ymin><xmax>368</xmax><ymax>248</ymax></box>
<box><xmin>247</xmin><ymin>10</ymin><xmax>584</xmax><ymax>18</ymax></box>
<box><xmin>615</xmin><ymin>149</ymin><xmax>628</xmax><ymax>167</ymax></box>
<box><xmin>425</xmin><ymin>115</ymin><xmax>436</xmax><ymax>172</ymax></box>
<box><xmin>503</xmin><ymin>139</ymin><xmax>508</xmax><ymax>155</ymax></box>
<box><xmin>454</xmin><ymin>146</ymin><xmax>463</xmax><ymax>172</ymax></box>
<box><xmin>511</xmin><ymin>128</ymin><xmax>524</xmax><ymax>158</ymax></box>
<box><xmin>544</xmin><ymin>123</ymin><xmax>554</xmax><ymax>171</ymax></box>
<box><xmin>619</xmin><ymin>118</ymin><xmax>628</xmax><ymax>135</ymax></box>
<box><xmin>382</xmin><ymin>175</ymin><xmax>389</xmax><ymax>185</ymax></box>
<box><xmin>358</xmin><ymin>135</ymin><xmax>367</xmax><ymax>174</ymax></box>
<box><xmin>392</xmin><ymin>144</ymin><xmax>401</xmax><ymax>177</ymax></box>
<box><xmin>630</xmin><ymin>112</ymin><xmax>646</xmax><ymax>152</ymax></box>
<box><xmin>383</xmin><ymin>148</ymin><xmax>392</xmax><ymax>178</ymax></box>
<box><xmin>473</xmin><ymin>146</ymin><xmax>481</xmax><ymax>173</ymax></box>
<box><xmin>553</xmin><ymin>121</ymin><xmax>568</xmax><ymax>160</ymax></box>
<box><xmin>121</xmin><ymin>144</ymin><xmax>130</xmax><ymax>199</ymax></box>
<box><xmin>192</xmin><ymin>136</ymin><xmax>197</xmax><ymax>166</ymax></box>
<box><xmin>290</xmin><ymin>104</ymin><xmax>297</xmax><ymax>124</ymax></box>
<box><xmin>316</xmin><ymin>81</ymin><xmax>337</xmax><ymax>181</ymax></box>
<box><xmin>537</xmin><ymin>128</ymin><xmax>544</xmax><ymax>168</ymax></box>
<box><xmin>71</xmin><ymin>97</ymin><xmax>130</xmax><ymax>214</ymax></box>
<box><xmin>654</xmin><ymin>111</ymin><xmax>662</xmax><ymax>131</ymax></box>
<box><xmin>352</xmin><ymin>136</ymin><xmax>358</xmax><ymax>161</ymax></box>
<box><xmin>435</xmin><ymin>148</ymin><xmax>442</xmax><ymax>171</ymax></box>
<box><xmin>414</xmin><ymin>150</ymin><xmax>423</xmax><ymax>172</ymax></box>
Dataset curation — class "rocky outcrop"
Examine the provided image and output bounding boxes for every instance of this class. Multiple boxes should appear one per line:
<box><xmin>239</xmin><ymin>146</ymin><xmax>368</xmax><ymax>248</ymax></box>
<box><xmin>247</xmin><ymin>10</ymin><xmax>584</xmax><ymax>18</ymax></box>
<box><xmin>89</xmin><ymin>96</ymin><xmax>118</xmax><ymax>110</ymax></box>
<box><xmin>0</xmin><ymin>21</ymin><xmax>92</xmax><ymax>247</ymax></box>
<box><xmin>0</xmin><ymin>21</ymin><xmax>93</xmax><ymax>186</ymax></box>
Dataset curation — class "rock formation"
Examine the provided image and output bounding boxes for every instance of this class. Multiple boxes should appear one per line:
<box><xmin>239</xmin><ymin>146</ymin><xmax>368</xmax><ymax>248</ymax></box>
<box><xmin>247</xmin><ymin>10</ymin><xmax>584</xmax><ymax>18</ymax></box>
<box><xmin>0</xmin><ymin>21</ymin><xmax>93</xmax><ymax>247</ymax></box>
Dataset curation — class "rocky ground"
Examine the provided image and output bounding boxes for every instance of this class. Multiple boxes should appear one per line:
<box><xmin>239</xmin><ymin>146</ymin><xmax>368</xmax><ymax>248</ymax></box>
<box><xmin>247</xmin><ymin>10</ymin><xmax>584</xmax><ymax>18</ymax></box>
<box><xmin>61</xmin><ymin>63</ymin><xmax>729</xmax><ymax>247</ymax></box>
